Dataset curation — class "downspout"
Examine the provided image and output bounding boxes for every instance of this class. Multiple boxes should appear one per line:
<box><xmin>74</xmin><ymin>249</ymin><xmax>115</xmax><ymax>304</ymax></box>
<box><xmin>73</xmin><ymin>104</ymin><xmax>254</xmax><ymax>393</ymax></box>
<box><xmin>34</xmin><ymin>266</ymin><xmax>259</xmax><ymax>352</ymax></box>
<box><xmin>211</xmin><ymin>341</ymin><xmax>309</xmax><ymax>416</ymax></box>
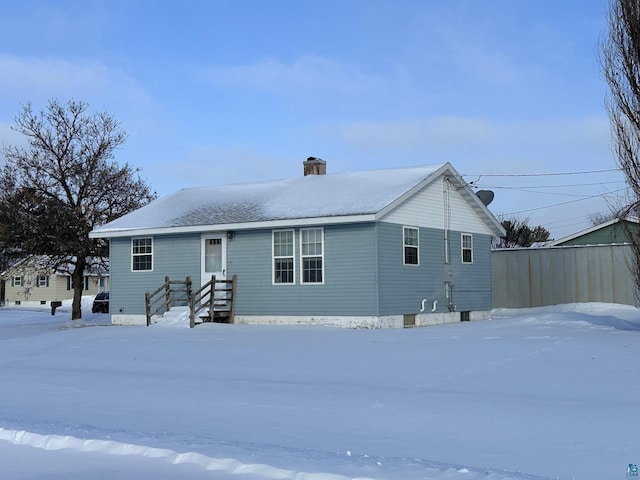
<box><xmin>443</xmin><ymin>178</ymin><xmax>454</xmax><ymax>311</ymax></box>
<box><xmin>374</xmin><ymin>223</ymin><xmax>380</xmax><ymax>317</ymax></box>
<box><xmin>443</xmin><ymin>178</ymin><xmax>450</xmax><ymax>265</ymax></box>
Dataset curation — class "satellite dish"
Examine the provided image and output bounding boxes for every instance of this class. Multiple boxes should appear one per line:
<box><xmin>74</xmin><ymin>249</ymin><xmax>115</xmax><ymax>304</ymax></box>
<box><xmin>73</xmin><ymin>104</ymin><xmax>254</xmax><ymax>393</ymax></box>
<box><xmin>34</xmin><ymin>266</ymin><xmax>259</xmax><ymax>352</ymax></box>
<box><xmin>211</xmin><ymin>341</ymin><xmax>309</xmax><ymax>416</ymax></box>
<box><xmin>476</xmin><ymin>190</ymin><xmax>495</xmax><ymax>206</ymax></box>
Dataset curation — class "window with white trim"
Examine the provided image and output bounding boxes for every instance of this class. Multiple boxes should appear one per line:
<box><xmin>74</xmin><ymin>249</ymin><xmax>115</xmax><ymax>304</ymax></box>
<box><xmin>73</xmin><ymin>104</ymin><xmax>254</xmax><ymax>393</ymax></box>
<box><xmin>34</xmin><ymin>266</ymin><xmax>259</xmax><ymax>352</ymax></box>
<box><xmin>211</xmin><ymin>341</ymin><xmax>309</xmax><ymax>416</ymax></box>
<box><xmin>12</xmin><ymin>276</ymin><xmax>22</xmax><ymax>287</ymax></box>
<box><xmin>403</xmin><ymin>226</ymin><xmax>419</xmax><ymax>265</ymax></box>
<box><xmin>301</xmin><ymin>227</ymin><xmax>323</xmax><ymax>284</ymax></box>
<box><xmin>273</xmin><ymin>230</ymin><xmax>294</xmax><ymax>284</ymax></box>
<box><xmin>132</xmin><ymin>237</ymin><xmax>153</xmax><ymax>271</ymax></box>
<box><xmin>37</xmin><ymin>275</ymin><xmax>48</xmax><ymax>287</ymax></box>
<box><xmin>462</xmin><ymin>233</ymin><xmax>473</xmax><ymax>264</ymax></box>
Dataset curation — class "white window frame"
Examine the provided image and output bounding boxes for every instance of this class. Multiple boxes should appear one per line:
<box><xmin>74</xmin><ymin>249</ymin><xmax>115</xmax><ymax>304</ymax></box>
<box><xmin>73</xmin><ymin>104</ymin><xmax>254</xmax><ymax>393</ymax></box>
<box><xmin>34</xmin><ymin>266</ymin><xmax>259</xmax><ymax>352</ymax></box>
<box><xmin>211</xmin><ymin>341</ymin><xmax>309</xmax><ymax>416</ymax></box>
<box><xmin>300</xmin><ymin>227</ymin><xmax>324</xmax><ymax>285</ymax></box>
<box><xmin>13</xmin><ymin>276</ymin><xmax>22</xmax><ymax>287</ymax></box>
<box><xmin>461</xmin><ymin>233</ymin><xmax>473</xmax><ymax>264</ymax></box>
<box><xmin>403</xmin><ymin>226</ymin><xmax>420</xmax><ymax>266</ymax></box>
<box><xmin>272</xmin><ymin>229</ymin><xmax>295</xmax><ymax>285</ymax></box>
<box><xmin>37</xmin><ymin>275</ymin><xmax>48</xmax><ymax>287</ymax></box>
<box><xmin>132</xmin><ymin>237</ymin><xmax>153</xmax><ymax>272</ymax></box>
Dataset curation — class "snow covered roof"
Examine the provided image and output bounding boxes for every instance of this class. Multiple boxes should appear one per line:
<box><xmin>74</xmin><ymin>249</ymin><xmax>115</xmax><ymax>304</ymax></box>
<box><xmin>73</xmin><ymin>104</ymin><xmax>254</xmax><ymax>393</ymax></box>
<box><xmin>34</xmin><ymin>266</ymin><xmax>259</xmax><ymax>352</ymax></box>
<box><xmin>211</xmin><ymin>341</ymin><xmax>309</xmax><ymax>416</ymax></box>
<box><xmin>91</xmin><ymin>163</ymin><xmax>503</xmax><ymax>237</ymax></box>
<box><xmin>546</xmin><ymin>217</ymin><xmax>639</xmax><ymax>246</ymax></box>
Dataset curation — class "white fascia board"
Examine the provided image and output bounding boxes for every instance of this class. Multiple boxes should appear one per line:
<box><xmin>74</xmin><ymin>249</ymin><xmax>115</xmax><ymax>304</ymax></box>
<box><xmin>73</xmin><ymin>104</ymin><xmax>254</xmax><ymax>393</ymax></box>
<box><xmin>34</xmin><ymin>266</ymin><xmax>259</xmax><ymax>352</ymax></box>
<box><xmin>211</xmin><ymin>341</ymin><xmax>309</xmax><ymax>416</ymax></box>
<box><xmin>441</xmin><ymin>165</ymin><xmax>505</xmax><ymax>237</ymax></box>
<box><xmin>89</xmin><ymin>213</ymin><xmax>377</xmax><ymax>238</ymax></box>
<box><xmin>459</xmin><ymin>187</ymin><xmax>506</xmax><ymax>237</ymax></box>
<box><xmin>375</xmin><ymin>163</ymin><xmax>450</xmax><ymax>220</ymax></box>
<box><xmin>375</xmin><ymin>162</ymin><xmax>506</xmax><ymax>237</ymax></box>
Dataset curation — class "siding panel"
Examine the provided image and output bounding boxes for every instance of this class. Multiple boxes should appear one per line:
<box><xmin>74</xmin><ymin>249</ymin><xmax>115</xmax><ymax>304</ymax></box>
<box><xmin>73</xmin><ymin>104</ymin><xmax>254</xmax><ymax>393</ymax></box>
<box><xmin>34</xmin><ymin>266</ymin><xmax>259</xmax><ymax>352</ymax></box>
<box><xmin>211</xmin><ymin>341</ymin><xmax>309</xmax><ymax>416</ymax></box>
<box><xmin>110</xmin><ymin>233</ymin><xmax>201</xmax><ymax>315</ymax></box>
<box><xmin>110</xmin><ymin>222</ymin><xmax>495</xmax><ymax>318</ymax></box>
<box><xmin>382</xmin><ymin>178</ymin><xmax>495</xmax><ymax>235</ymax></box>
<box><xmin>382</xmin><ymin>182</ymin><xmax>443</xmax><ymax>228</ymax></box>
<box><xmin>377</xmin><ymin>223</ymin><xmax>493</xmax><ymax>315</ymax></box>
<box><xmin>230</xmin><ymin>224</ymin><xmax>378</xmax><ymax>316</ymax></box>
<box><xmin>377</xmin><ymin>223</ymin><xmax>446</xmax><ymax>315</ymax></box>
<box><xmin>446</xmin><ymin>233</ymin><xmax>493</xmax><ymax>311</ymax></box>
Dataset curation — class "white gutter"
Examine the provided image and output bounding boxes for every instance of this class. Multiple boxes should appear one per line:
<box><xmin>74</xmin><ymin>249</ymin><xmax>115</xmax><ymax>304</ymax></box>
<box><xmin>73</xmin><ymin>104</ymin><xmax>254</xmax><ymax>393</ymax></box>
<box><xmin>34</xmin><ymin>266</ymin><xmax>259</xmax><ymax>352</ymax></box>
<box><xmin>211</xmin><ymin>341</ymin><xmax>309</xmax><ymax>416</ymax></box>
<box><xmin>90</xmin><ymin>213</ymin><xmax>378</xmax><ymax>239</ymax></box>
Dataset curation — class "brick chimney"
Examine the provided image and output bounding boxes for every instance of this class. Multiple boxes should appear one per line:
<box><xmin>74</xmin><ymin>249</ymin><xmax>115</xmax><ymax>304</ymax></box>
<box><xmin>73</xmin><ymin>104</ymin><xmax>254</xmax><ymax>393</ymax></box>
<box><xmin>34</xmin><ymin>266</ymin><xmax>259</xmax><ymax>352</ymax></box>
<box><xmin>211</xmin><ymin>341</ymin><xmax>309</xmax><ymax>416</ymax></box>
<box><xmin>303</xmin><ymin>157</ymin><xmax>326</xmax><ymax>176</ymax></box>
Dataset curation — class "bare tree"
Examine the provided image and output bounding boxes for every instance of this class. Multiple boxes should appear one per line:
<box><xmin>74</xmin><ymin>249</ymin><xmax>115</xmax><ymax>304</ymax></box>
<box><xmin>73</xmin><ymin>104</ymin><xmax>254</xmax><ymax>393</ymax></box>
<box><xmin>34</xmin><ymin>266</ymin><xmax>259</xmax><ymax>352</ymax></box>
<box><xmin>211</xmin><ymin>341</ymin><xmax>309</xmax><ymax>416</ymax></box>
<box><xmin>587</xmin><ymin>211</ymin><xmax>617</xmax><ymax>226</ymax></box>
<box><xmin>600</xmin><ymin>0</ymin><xmax>640</xmax><ymax>296</ymax></box>
<box><xmin>0</xmin><ymin>99</ymin><xmax>156</xmax><ymax>319</ymax></box>
<box><xmin>493</xmin><ymin>215</ymin><xmax>550</xmax><ymax>249</ymax></box>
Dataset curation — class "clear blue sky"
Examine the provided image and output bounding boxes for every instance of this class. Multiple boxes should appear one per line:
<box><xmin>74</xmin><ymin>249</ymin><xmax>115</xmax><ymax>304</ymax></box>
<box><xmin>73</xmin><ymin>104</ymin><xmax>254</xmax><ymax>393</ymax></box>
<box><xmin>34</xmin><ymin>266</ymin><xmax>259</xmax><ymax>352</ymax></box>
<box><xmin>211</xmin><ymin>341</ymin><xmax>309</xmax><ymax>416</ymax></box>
<box><xmin>0</xmin><ymin>0</ymin><xmax>624</xmax><ymax>239</ymax></box>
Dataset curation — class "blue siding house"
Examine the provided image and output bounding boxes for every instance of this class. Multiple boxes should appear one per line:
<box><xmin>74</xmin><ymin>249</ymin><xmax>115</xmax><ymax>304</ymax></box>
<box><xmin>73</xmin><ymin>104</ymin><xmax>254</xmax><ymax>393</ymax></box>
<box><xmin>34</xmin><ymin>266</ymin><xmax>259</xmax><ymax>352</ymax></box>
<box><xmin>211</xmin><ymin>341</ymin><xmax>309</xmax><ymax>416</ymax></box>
<box><xmin>90</xmin><ymin>159</ymin><xmax>505</xmax><ymax>327</ymax></box>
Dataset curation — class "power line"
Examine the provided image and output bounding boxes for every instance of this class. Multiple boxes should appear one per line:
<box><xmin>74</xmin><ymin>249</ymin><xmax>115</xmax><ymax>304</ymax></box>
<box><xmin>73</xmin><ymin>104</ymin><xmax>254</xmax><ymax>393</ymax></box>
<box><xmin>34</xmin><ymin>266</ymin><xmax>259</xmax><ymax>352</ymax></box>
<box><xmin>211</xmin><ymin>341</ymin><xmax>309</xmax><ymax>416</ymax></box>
<box><xmin>462</xmin><ymin>168</ymin><xmax>620</xmax><ymax>179</ymax></box>
<box><xmin>487</xmin><ymin>188</ymin><xmax>600</xmax><ymax>198</ymax></box>
<box><xmin>474</xmin><ymin>180</ymin><xmax>625</xmax><ymax>189</ymax></box>
<box><xmin>543</xmin><ymin>211</ymin><xmax>611</xmax><ymax>228</ymax></box>
<box><xmin>503</xmin><ymin>187</ymin><xmax>627</xmax><ymax>215</ymax></box>
<box><xmin>474</xmin><ymin>182</ymin><xmax>628</xmax><ymax>198</ymax></box>
<box><xmin>467</xmin><ymin>167</ymin><xmax>627</xmax><ymax>224</ymax></box>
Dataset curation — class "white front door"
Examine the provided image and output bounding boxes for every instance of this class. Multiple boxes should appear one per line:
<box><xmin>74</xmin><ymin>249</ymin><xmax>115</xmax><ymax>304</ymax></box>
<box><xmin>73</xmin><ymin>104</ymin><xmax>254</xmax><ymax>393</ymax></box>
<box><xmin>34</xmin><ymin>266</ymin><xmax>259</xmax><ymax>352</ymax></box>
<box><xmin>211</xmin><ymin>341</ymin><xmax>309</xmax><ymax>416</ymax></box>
<box><xmin>201</xmin><ymin>234</ymin><xmax>227</xmax><ymax>288</ymax></box>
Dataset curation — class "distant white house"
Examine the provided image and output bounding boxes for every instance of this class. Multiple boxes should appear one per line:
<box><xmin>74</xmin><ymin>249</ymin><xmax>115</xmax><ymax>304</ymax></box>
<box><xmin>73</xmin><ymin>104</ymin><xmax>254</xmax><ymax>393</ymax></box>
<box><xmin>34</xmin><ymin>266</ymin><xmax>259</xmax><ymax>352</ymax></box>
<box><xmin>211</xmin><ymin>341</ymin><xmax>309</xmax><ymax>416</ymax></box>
<box><xmin>1</xmin><ymin>256</ymin><xmax>109</xmax><ymax>306</ymax></box>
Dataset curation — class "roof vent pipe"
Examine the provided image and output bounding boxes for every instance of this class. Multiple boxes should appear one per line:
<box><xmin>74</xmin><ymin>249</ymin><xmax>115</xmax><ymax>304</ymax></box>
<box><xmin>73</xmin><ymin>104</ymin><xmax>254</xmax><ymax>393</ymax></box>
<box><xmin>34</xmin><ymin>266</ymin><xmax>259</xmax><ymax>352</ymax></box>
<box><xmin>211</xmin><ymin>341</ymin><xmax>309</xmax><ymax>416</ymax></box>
<box><xmin>303</xmin><ymin>157</ymin><xmax>327</xmax><ymax>176</ymax></box>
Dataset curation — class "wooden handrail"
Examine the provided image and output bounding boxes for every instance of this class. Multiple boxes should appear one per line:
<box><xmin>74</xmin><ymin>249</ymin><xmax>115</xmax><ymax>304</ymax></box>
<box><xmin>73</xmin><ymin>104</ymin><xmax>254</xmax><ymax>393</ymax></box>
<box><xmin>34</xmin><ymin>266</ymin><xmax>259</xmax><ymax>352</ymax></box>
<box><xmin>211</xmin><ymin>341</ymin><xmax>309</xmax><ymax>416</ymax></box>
<box><xmin>145</xmin><ymin>275</ymin><xmax>236</xmax><ymax>327</ymax></box>
<box><xmin>145</xmin><ymin>276</ymin><xmax>192</xmax><ymax>326</ymax></box>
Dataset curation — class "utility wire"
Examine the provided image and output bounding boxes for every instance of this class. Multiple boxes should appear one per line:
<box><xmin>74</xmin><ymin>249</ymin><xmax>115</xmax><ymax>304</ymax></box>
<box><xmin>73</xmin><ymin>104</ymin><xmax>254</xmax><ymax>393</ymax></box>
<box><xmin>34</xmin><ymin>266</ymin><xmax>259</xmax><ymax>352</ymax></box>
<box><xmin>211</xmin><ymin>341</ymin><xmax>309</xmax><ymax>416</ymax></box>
<box><xmin>489</xmin><ymin>188</ymin><xmax>602</xmax><ymax>197</ymax></box>
<box><xmin>475</xmin><ymin>180</ymin><xmax>625</xmax><ymax>189</ymax></box>
<box><xmin>473</xmin><ymin>183</ymin><xmax>628</xmax><ymax>197</ymax></box>
<box><xmin>467</xmin><ymin>168</ymin><xmax>626</xmax><ymax>224</ymax></box>
<box><xmin>462</xmin><ymin>168</ymin><xmax>620</xmax><ymax>179</ymax></box>
<box><xmin>503</xmin><ymin>187</ymin><xmax>628</xmax><ymax>215</ymax></box>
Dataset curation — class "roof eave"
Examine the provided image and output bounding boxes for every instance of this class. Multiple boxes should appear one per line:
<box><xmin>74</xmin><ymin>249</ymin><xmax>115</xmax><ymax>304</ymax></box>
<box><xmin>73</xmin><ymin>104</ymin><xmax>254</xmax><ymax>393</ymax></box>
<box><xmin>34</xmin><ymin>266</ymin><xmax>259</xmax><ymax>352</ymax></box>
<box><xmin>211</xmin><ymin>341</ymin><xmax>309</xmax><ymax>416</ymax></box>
<box><xmin>444</xmin><ymin>166</ymin><xmax>505</xmax><ymax>237</ymax></box>
<box><xmin>89</xmin><ymin>213</ymin><xmax>379</xmax><ymax>238</ymax></box>
<box><xmin>547</xmin><ymin>216</ymin><xmax>638</xmax><ymax>246</ymax></box>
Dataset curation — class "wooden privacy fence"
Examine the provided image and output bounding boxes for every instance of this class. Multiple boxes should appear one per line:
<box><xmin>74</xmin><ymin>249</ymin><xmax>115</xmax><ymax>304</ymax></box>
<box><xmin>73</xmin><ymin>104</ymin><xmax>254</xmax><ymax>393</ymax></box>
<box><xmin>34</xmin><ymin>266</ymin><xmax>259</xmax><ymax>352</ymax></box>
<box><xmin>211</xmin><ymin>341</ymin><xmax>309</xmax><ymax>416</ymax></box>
<box><xmin>145</xmin><ymin>275</ymin><xmax>237</xmax><ymax>327</ymax></box>
<box><xmin>492</xmin><ymin>244</ymin><xmax>637</xmax><ymax>309</ymax></box>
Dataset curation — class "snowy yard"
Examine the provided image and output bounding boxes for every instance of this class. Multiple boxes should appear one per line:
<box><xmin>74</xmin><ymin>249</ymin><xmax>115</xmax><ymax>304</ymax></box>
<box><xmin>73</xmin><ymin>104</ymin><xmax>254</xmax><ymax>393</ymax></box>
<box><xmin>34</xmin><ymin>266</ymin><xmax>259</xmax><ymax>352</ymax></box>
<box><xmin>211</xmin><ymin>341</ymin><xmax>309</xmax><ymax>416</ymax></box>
<box><xmin>0</xmin><ymin>300</ymin><xmax>639</xmax><ymax>480</ymax></box>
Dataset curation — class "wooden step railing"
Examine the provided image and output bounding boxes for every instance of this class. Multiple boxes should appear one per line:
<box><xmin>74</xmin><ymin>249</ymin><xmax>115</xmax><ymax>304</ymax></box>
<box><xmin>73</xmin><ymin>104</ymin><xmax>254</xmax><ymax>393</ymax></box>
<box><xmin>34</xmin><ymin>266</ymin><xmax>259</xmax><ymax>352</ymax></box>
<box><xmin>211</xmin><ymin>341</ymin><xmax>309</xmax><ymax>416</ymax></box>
<box><xmin>190</xmin><ymin>275</ymin><xmax>237</xmax><ymax>328</ymax></box>
<box><xmin>145</xmin><ymin>275</ymin><xmax>237</xmax><ymax>328</ymax></box>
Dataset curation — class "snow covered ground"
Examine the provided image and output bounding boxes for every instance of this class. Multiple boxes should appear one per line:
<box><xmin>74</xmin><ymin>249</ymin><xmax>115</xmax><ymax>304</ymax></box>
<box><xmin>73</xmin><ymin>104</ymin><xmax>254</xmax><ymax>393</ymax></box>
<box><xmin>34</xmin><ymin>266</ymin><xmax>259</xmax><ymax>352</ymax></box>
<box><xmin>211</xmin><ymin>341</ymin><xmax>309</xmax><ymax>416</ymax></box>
<box><xmin>0</xmin><ymin>299</ymin><xmax>639</xmax><ymax>480</ymax></box>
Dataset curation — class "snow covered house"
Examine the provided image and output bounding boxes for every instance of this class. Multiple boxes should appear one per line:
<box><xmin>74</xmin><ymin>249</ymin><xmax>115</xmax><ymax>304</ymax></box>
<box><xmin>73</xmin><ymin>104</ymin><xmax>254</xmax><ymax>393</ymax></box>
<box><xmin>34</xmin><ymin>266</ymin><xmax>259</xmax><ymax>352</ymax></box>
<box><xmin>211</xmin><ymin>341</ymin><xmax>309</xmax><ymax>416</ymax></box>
<box><xmin>90</xmin><ymin>160</ymin><xmax>505</xmax><ymax>328</ymax></box>
<box><xmin>1</xmin><ymin>255</ymin><xmax>109</xmax><ymax>306</ymax></box>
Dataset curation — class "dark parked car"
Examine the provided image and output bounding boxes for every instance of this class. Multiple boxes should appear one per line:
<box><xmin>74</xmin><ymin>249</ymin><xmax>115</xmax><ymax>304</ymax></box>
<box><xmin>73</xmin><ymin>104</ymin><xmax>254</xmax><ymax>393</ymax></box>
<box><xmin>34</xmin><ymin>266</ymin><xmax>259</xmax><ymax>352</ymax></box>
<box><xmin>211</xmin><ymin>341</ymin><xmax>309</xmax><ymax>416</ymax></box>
<box><xmin>92</xmin><ymin>292</ymin><xmax>109</xmax><ymax>313</ymax></box>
